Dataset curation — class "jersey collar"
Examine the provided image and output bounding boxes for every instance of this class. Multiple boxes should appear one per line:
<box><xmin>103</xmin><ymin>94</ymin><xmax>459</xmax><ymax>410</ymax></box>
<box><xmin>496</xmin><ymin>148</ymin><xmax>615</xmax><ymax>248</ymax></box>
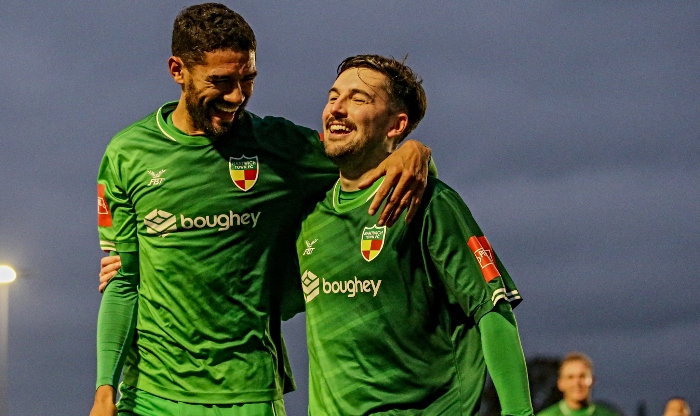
<box><xmin>156</xmin><ymin>101</ymin><xmax>251</xmax><ymax>146</ymax></box>
<box><xmin>559</xmin><ymin>400</ymin><xmax>596</xmax><ymax>416</ymax></box>
<box><xmin>331</xmin><ymin>177</ymin><xmax>385</xmax><ymax>213</ymax></box>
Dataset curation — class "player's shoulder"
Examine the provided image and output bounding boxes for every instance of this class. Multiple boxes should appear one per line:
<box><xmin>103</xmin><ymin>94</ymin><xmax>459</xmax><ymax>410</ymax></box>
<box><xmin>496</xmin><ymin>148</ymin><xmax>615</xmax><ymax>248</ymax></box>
<box><xmin>423</xmin><ymin>177</ymin><xmax>466</xmax><ymax>209</ymax></box>
<box><xmin>408</xmin><ymin>177</ymin><xmax>474</xmax><ymax>231</ymax></box>
<box><xmin>535</xmin><ymin>402</ymin><xmax>564</xmax><ymax>416</ymax></box>
<box><xmin>426</xmin><ymin>176</ymin><xmax>453</xmax><ymax>195</ymax></box>
<box><xmin>106</xmin><ymin>104</ymin><xmax>169</xmax><ymax>153</ymax></box>
<box><xmin>247</xmin><ymin>112</ymin><xmax>318</xmax><ymax>141</ymax></box>
<box><xmin>244</xmin><ymin>111</ymin><xmax>329</xmax><ymax>167</ymax></box>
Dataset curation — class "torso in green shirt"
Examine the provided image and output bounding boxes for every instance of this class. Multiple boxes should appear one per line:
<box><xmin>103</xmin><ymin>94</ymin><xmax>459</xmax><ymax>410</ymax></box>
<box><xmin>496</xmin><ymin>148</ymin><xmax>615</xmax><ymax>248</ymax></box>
<box><xmin>97</xmin><ymin>102</ymin><xmax>337</xmax><ymax>403</ymax></box>
<box><xmin>296</xmin><ymin>177</ymin><xmax>522</xmax><ymax>415</ymax></box>
<box><xmin>537</xmin><ymin>401</ymin><xmax>620</xmax><ymax>416</ymax></box>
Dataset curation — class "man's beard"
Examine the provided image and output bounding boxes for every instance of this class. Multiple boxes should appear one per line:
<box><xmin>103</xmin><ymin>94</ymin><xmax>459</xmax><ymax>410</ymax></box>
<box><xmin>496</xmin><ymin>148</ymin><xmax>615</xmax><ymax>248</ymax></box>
<box><xmin>184</xmin><ymin>81</ymin><xmax>246</xmax><ymax>139</ymax></box>
<box><xmin>323</xmin><ymin>118</ymin><xmax>360</xmax><ymax>162</ymax></box>
<box><xmin>324</xmin><ymin>139</ymin><xmax>362</xmax><ymax>165</ymax></box>
<box><xmin>324</xmin><ymin>135</ymin><xmax>386</xmax><ymax>175</ymax></box>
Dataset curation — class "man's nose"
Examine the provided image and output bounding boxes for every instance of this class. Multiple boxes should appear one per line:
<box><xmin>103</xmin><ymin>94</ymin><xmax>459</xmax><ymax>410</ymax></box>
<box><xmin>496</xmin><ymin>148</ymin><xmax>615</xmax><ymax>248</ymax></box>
<box><xmin>224</xmin><ymin>84</ymin><xmax>245</xmax><ymax>105</ymax></box>
<box><xmin>329</xmin><ymin>98</ymin><xmax>347</xmax><ymax>116</ymax></box>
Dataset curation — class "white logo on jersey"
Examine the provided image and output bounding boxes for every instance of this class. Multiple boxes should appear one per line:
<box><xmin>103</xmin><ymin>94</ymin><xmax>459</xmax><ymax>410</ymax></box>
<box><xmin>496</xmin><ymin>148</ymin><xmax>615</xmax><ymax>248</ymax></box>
<box><xmin>302</xmin><ymin>269</ymin><xmax>382</xmax><ymax>304</ymax></box>
<box><xmin>323</xmin><ymin>277</ymin><xmax>381</xmax><ymax>298</ymax></box>
<box><xmin>303</xmin><ymin>239</ymin><xmax>318</xmax><ymax>255</ymax></box>
<box><xmin>302</xmin><ymin>270</ymin><xmax>320</xmax><ymax>303</ymax></box>
<box><xmin>180</xmin><ymin>211</ymin><xmax>260</xmax><ymax>231</ymax></box>
<box><xmin>144</xmin><ymin>209</ymin><xmax>177</xmax><ymax>237</ymax></box>
<box><xmin>144</xmin><ymin>209</ymin><xmax>261</xmax><ymax>237</ymax></box>
<box><xmin>98</xmin><ymin>197</ymin><xmax>109</xmax><ymax>214</ymax></box>
<box><xmin>147</xmin><ymin>169</ymin><xmax>167</xmax><ymax>186</ymax></box>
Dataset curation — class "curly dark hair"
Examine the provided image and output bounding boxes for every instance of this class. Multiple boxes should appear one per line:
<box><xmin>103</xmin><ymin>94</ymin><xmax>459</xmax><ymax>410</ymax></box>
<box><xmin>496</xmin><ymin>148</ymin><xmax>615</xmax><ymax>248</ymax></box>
<box><xmin>172</xmin><ymin>3</ymin><xmax>256</xmax><ymax>66</ymax></box>
<box><xmin>337</xmin><ymin>54</ymin><xmax>427</xmax><ymax>141</ymax></box>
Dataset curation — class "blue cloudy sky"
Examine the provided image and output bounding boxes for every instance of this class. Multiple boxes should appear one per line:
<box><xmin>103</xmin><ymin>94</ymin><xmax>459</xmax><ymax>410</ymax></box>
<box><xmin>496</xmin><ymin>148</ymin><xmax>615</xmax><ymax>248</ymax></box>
<box><xmin>0</xmin><ymin>1</ymin><xmax>698</xmax><ymax>415</ymax></box>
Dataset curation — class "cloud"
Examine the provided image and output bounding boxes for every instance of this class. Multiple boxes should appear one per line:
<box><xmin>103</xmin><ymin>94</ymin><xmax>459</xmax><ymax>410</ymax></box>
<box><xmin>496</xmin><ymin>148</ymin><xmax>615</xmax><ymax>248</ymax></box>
<box><xmin>1</xmin><ymin>1</ymin><xmax>698</xmax><ymax>413</ymax></box>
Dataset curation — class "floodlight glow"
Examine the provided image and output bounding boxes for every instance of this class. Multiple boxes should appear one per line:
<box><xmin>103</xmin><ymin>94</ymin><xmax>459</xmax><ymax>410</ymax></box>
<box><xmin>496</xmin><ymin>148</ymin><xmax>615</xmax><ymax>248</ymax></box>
<box><xmin>0</xmin><ymin>266</ymin><xmax>16</xmax><ymax>284</ymax></box>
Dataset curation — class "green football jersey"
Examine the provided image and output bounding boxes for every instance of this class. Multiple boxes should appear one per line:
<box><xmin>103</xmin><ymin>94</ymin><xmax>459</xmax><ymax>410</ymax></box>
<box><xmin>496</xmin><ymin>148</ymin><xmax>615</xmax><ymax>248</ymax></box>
<box><xmin>97</xmin><ymin>102</ymin><xmax>337</xmax><ymax>403</ymax></box>
<box><xmin>537</xmin><ymin>401</ymin><xmax>620</xmax><ymax>416</ymax></box>
<box><xmin>296</xmin><ymin>177</ymin><xmax>522</xmax><ymax>415</ymax></box>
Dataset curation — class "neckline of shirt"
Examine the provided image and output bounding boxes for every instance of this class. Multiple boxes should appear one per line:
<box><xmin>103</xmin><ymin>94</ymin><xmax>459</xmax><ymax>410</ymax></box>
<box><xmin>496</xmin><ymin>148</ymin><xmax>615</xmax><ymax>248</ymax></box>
<box><xmin>156</xmin><ymin>101</ymin><xmax>251</xmax><ymax>146</ymax></box>
<box><xmin>331</xmin><ymin>177</ymin><xmax>385</xmax><ymax>213</ymax></box>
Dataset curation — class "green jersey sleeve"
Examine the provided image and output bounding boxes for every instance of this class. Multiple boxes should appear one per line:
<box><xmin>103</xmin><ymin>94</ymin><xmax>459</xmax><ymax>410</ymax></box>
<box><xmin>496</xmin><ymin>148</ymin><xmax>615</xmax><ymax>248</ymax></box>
<box><xmin>479</xmin><ymin>302</ymin><xmax>533</xmax><ymax>416</ymax></box>
<box><xmin>97</xmin><ymin>147</ymin><xmax>138</xmax><ymax>253</ymax></box>
<box><xmin>96</xmin><ymin>144</ymin><xmax>141</xmax><ymax>389</ymax></box>
<box><xmin>422</xmin><ymin>182</ymin><xmax>521</xmax><ymax>323</ymax></box>
<box><xmin>96</xmin><ymin>251</ymin><xmax>139</xmax><ymax>389</ymax></box>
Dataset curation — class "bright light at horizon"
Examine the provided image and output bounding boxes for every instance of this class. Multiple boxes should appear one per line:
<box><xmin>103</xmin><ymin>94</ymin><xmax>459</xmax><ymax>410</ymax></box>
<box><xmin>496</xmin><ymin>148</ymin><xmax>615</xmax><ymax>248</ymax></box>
<box><xmin>0</xmin><ymin>265</ymin><xmax>16</xmax><ymax>284</ymax></box>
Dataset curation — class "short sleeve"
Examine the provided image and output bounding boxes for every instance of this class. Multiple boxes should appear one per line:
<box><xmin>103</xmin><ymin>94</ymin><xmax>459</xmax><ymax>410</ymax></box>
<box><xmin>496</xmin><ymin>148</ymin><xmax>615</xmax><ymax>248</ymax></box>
<box><xmin>422</xmin><ymin>185</ymin><xmax>521</xmax><ymax>323</ymax></box>
<box><xmin>97</xmin><ymin>148</ymin><xmax>138</xmax><ymax>253</ymax></box>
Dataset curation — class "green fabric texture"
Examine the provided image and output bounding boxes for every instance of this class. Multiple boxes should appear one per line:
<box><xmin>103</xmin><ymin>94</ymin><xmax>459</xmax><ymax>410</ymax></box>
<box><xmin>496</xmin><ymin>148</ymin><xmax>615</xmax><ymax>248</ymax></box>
<box><xmin>537</xmin><ymin>401</ymin><xmax>620</xmax><ymax>416</ymax></box>
<box><xmin>479</xmin><ymin>301</ymin><xmax>533</xmax><ymax>416</ymax></box>
<box><xmin>427</xmin><ymin>156</ymin><xmax>438</xmax><ymax>178</ymax></box>
<box><xmin>297</xmin><ymin>177</ymin><xmax>524</xmax><ymax>415</ymax></box>
<box><xmin>117</xmin><ymin>384</ymin><xmax>287</xmax><ymax>416</ymax></box>
<box><xmin>97</xmin><ymin>102</ymin><xmax>338</xmax><ymax>404</ymax></box>
<box><xmin>337</xmin><ymin>187</ymin><xmax>365</xmax><ymax>203</ymax></box>
<box><xmin>96</xmin><ymin>251</ymin><xmax>139</xmax><ymax>389</ymax></box>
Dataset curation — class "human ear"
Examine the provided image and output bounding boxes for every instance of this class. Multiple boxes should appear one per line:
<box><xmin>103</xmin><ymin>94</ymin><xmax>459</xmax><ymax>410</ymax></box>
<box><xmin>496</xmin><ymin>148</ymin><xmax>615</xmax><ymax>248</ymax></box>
<box><xmin>386</xmin><ymin>113</ymin><xmax>409</xmax><ymax>144</ymax></box>
<box><xmin>168</xmin><ymin>56</ymin><xmax>187</xmax><ymax>87</ymax></box>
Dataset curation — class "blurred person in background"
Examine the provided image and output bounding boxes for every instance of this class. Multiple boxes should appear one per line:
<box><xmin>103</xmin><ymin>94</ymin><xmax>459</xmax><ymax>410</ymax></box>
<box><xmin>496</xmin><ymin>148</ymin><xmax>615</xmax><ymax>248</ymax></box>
<box><xmin>536</xmin><ymin>352</ymin><xmax>619</xmax><ymax>416</ymax></box>
<box><xmin>663</xmin><ymin>398</ymin><xmax>691</xmax><ymax>416</ymax></box>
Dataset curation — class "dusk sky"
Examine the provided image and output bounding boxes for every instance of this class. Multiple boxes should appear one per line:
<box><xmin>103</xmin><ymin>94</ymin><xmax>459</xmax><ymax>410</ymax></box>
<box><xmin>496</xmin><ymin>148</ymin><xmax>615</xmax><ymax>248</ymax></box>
<box><xmin>0</xmin><ymin>2</ymin><xmax>698</xmax><ymax>415</ymax></box>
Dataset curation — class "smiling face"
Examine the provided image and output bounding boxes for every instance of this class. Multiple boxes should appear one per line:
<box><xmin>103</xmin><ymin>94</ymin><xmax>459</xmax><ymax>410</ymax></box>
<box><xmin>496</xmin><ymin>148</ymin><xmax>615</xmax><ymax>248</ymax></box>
<box><xmin>558</xmin><ymin>359</ymin><xmax>594</xmax><ymax>406</ymax></box>
<box><xmin>322</xmin><ymin>67</ymin><xmax>406</xmax><ymax>166</ymax></box>
<box><xmin>175</xmin><ymin>49</ymin><xmax>257</xmax><ymax>137</ymax></box>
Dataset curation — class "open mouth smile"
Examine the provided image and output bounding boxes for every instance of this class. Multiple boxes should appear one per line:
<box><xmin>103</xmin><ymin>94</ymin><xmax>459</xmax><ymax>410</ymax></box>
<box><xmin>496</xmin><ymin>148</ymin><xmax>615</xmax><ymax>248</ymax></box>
<box><xmin>211</xmin><ymin>102</ymin><xmax>239</xmax><ymax>122</ymax></box>
<box><xmin>327</xmin><ymin>121</ymin><xmax>354</xmax><ymax>135</ymax></box>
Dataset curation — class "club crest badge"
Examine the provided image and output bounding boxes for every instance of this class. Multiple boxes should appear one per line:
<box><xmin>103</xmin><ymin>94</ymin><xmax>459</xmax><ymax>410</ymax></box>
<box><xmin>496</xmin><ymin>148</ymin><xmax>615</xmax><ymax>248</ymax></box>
<box><xmin>229</xmin><ymin>156</ymin><xmax>258</xmax><ymax>192</ymax></box>
<box><xmin>361</xmin><ymin>225</ymin><xmax>386</xmax><ymax>262</ymax></box>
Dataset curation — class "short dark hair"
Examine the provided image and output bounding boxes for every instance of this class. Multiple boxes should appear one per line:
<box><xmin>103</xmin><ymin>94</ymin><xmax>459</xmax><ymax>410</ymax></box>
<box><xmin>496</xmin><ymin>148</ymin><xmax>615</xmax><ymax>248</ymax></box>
<box><xmin>559</xmin><ymin>352</ymin><xmax>594</xmax><ymax>376</ymax></box>
<box><xmin>337</xmin><ymin>54</ymin><xmax>427</xmax><ymax>141</ymax></box>
<box><xmin>172</xmin><ymin>3</ymin><xmax>256</xmax><ymax>66</ymax></box>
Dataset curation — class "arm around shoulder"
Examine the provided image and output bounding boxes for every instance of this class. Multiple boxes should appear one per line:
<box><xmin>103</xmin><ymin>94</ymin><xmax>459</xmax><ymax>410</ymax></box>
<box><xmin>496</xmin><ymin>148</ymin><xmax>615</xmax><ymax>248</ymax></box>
<box><xmin>361</xmin><ymin>139</ymin><xmax>432</xmax><ymax>226</ymax></box>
